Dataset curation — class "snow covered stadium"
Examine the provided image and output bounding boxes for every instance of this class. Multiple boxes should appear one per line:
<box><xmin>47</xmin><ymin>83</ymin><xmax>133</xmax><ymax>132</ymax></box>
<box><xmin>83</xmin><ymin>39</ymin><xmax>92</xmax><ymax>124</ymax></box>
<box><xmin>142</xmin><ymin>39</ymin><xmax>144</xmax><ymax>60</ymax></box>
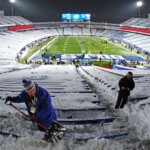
<box><xmin>0</xmin><ymin>12</ymin><xmax>150</xmax><ymax>150</ymax></box>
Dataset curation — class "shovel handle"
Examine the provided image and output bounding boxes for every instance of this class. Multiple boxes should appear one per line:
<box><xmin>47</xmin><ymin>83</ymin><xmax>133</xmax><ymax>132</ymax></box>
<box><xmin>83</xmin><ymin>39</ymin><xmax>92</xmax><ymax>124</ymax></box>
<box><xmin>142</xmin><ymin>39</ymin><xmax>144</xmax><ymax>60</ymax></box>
<box><xmin>9</xmin><ymin>103</ymin><xmax>48</xmax><ymax>130</ymax></box>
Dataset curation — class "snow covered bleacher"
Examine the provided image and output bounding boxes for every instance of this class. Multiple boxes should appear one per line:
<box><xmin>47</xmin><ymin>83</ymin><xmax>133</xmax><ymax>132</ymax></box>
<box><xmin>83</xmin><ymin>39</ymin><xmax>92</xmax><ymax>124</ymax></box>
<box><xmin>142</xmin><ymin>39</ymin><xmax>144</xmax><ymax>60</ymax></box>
<box><xmin>64</xmin><ymin>28</ymin><xmax>72</xmax><ymax>35</ymax></box>
<box><xmin>0</xmin><ymin>16</ymin><xmax>32</xmax><ymax>26</ymax></box>
<box><xmin>82</xmin><ymin>28</ymin><xmax>90</xmax><ymax>36</ymax></box>
<box><xmin>57</xmin><ymin>28</ymin><xmax>63</xmax><ymax>35</ymax></box>
<box><xmin>72</xmin><ymin>27</ymin><xmax>82</xmax><ymax>35</ymax></box>
<box><xmin>0</xmin><ymin>29</ymin><xmax>59</xmax><ymax>65</ymax></box>
<box><xmin>120</xmin><ymin>18</ymin><xmax>150</xmax><ymax>28</ymax></box>
<box><xmin>102</xmin><ymin>30</ymin><xmax>150</xmax><ymax>53</ymax></box>
<box><xmin>95</xmin><ymin>29</ymin><xmax>105</xmax><ymax>36</ymax></box>
<box><xmin>91</xmin><ymin>28</ymin><xmax>97</xmax><ymax>36</ymax></box>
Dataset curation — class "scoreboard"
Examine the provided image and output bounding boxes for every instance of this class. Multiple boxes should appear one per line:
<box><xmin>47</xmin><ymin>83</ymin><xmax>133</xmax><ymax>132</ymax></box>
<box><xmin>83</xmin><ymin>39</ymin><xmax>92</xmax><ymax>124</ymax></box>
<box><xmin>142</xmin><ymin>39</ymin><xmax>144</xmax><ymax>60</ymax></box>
<box><xmin>62</xmin><ymin>14</ymin><xmax>91</xmax><ymax>21</ymax></box>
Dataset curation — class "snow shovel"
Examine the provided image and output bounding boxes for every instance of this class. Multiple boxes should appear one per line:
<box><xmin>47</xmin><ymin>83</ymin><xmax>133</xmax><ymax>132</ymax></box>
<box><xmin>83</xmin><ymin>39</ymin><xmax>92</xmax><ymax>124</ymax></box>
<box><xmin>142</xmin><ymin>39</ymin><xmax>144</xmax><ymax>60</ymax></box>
<box><xmin>8</xmin><ymin>103</ymin><xmax>66</xmax><ymax>143</ymax></box>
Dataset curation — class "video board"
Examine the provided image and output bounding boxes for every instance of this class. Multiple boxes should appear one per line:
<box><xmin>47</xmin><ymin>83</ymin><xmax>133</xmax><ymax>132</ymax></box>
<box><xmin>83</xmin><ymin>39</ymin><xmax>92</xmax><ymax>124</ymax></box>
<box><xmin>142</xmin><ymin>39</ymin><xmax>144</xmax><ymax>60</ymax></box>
<box><xmin>62</xmin><ymin>14</ymin><xmax>91</xmax><ymax>21</ymax></box>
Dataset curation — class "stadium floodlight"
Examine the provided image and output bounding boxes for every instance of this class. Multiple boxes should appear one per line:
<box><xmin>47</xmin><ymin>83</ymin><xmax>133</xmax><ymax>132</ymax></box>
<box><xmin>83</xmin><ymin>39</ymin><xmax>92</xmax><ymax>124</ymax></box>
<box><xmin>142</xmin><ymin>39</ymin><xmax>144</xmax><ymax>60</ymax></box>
<box><xmin>10</xmin><ymin>0</ymin><xmax>15</xmax><ymax>16</ymax></box>
<box><xmin>10</xmin><ymin>0</ymin><xmax>15</xmax><ymax>3</ymax></box>
<box><xmin>137</xmin><ymin>1</ymin><xmax>143</xmax><ymax>18</ymax></box>
<box><xmin>137</xmin><ymin>1</ymin><xmax>143</xmax><ymax>7</ymax></box>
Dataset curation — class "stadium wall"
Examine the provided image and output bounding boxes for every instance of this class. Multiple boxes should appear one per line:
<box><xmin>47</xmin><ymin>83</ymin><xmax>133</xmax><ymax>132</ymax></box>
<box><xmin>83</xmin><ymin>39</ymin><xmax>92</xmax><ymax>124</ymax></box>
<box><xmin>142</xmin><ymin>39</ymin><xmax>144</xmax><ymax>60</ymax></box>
<box><xmin>119</xmin><ymin>26</ymin><xmax>150</xmax><ymax>35</ymax></box>
<box><xmin>8</xmin><ymin>25</ymin><xmax>33</xmax><ymax>31</ymax></box>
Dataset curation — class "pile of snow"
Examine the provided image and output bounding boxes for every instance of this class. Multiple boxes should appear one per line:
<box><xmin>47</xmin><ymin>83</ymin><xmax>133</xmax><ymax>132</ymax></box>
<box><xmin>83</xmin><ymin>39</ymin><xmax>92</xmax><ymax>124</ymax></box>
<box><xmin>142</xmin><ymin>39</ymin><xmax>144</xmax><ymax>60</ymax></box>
<box><xmin>0</xmin><ymin>65</ymin><xmax>150</xmax><ymax>149</ymax></box>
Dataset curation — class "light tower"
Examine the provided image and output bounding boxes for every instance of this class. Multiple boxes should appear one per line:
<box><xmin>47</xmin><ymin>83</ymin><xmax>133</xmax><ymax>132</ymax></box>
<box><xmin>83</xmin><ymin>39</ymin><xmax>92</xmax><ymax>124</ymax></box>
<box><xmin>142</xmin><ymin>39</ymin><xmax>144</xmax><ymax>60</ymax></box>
<box><xmin>137</xmin><ymin>1</ymin><xmax>143</xmax><ymax>18</ymax></box>
<box><xmin>10</xmin><ymin>0</ymin><xmax>15</xmax><ymax>16</ymax></box>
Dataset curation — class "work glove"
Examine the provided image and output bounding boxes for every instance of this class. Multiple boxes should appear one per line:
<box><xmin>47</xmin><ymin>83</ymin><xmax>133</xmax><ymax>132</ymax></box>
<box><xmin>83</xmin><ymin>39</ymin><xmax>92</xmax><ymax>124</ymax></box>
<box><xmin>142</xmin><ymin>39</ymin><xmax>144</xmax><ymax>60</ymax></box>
<box><xmin>5</xmin><ymin>96</ymin><xmax>13</xmax><ymax>104</ymax></box>
<box><xmin>126</xmin><ymin>88</ymin><xmax>130</xmax><ymax>91</ymax></box>
<box><xmin>30</xmin><ymin>115</ymin><xmax>38</xmax><ymax>122</ymax></box>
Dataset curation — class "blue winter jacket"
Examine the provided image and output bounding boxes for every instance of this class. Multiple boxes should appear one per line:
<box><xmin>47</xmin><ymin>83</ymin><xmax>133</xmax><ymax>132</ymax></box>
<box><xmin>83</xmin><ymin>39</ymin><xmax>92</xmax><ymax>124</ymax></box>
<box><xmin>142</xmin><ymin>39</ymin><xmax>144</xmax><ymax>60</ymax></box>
<box><xmin>12</xmin><ymin>85</ymin><xmax>57</xmax><ymax>128</ymax></box>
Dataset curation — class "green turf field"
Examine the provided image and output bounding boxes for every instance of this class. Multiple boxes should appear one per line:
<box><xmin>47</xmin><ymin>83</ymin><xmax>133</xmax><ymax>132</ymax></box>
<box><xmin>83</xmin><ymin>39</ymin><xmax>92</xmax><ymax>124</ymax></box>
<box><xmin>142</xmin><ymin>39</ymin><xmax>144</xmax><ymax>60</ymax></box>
<box><xmin>20</xmin><ymin>36</ymin><xmax>138</xmax><ymax>64</ymax></box>
<box><xmin>39</xmin><ymin>36</ymin><xmax>136</xmax><ymax>56</ymax></box>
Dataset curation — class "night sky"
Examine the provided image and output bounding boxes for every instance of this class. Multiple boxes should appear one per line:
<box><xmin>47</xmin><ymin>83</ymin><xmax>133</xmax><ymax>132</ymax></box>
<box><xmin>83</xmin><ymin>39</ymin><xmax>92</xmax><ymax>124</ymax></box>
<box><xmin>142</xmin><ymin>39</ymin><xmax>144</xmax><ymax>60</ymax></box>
<box><xmin>0</xmin><ymin>0</ymin><xmax>150</xmax><ymax>23</ymax></box>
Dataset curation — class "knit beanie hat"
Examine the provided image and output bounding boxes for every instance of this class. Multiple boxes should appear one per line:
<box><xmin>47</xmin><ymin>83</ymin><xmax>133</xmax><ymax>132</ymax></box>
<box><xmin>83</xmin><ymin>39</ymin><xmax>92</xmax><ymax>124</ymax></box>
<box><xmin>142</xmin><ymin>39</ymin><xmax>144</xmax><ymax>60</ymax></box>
<box><xmin>128</xmin><ymin>71</ymin><xmax>133</xmax><ymax>76</ymax></box>
<box><xmin>22</xmin><ymin>79</ymin><xmax>34</xmax><ymax>90</ymax></box>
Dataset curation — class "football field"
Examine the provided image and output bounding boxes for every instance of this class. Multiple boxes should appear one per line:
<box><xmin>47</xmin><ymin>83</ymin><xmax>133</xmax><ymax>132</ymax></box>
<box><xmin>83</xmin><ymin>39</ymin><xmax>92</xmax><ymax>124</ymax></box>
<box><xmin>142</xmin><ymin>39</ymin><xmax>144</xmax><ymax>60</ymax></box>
<box><xmin>20</xmin><ymin>36</ymin><xmax>139</xmax><ymax>64</ymax></box>
<box><xmin>39</xmin><ymin>36</ymin><xmax>135</xmax><ymax>55</ymax></box>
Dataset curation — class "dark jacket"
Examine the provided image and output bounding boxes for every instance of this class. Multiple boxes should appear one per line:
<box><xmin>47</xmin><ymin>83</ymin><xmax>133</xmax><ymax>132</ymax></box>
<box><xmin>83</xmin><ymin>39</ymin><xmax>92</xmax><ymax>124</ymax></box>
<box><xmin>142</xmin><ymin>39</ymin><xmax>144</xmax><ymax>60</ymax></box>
<box><xmin>11</xmin><ymin>85</ymin><xmax>57</xmax><ymax>128</ymax></box>
<box><xmin>119</xmin><ymin>76</ymin><xmax>135</xmax><ymax>95</ymax></box>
